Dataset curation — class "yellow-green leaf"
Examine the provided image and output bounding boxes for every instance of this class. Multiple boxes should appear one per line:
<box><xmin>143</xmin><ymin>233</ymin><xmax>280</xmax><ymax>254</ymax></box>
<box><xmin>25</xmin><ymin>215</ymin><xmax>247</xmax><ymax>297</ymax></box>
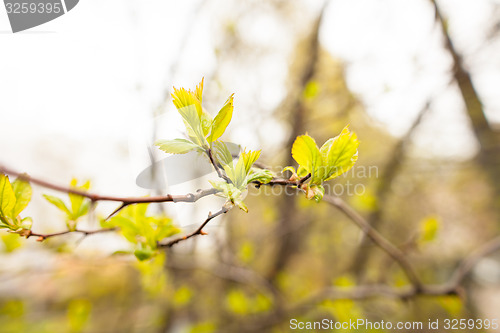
<box><xmin>212</xmin><ymin>141</ymin><xmax>234</xmax><ymax>167</ymax></box>
<box><xmin>11</xmin><ymin>179</ymin><xmax>32</xmax><ymax>217</ymax></box>
<box><xmin>43</xmin><ymin>194</ymin><xmax>71</xmax><ymax>215</ymax></box>
<box><xmin>155</xmin><ymin>138</ymin><xmax>200</xmax><ymax>154</ymax></box>
<box><xmin>69</xmin><ymin>179</ymin><xmax>90</xmax><ymax>220</ymax></box>
<box><xmin>246</xmin><ymin>169</ymin><xmax>273</xmax><ymax>184</ymax></box>
<box><xmin>291</xmin><ymin>134</ymin><xmax>322</xmax><ymax>182</ymax></box>
<box><xmin>178</xmin><ymin>105</ymin><xmax>206</xmax><ymax>147</ymax></box>
<box><xmin>0</xmin><ymin>174</ymin><xmax>16</xmax><ymax>218</ymax></box>
<box><xmin>201</xmin><ymin>109</ymin><xmax>213</xmax><ymax>137</ymax></box>
<box><xmin>231</xmin><ymin>156</ymin><xmax>247</xmax><ymax>188</ymax></box>
<box><xmin>171</xmin><ymin>79</ymin><xmax>203</xmax><ymax>117</ymax></box>
<box><xmin>241</xmin><ymin>149</ymin><xmax>260</xmax><ymax>174</ymax></box>
<box><xmin>194</xmin><ymin>77</ymin><xmax>204</xmax><ymax>104</ymax></box>
<box><xmin>323</xmin><ymin>125</ymin><xmax>359</xmax><ymax>181</ymax></box>
<box><xmin>209</xmin><ymin>94</ymin><xmax>234</xmax><ymax>144</ymax></box>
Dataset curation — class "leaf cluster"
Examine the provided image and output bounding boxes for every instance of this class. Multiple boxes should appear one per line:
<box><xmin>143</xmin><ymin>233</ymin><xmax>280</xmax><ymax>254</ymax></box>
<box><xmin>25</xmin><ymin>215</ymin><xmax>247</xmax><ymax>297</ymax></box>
<box><xmin>210</xmin><ymin>143</ymin><xmax>273</xmax><ymax>212</ymax></box>
<box><xmin>286</xmin><ymin>125</ymin><xmax>359</xmax><ymax>202</ymax></box>
<box><xmin>155</xmin><ymin>79</ymin><xmax>272</xmax><ymax>212</ymax></box>
<box><xmin>43</xmin><ymin>179</ymin><xmax>91</xmax><ymax>231</ymax></box>
<box><xmin>103</xmin><ymin>203</ymin><xmax>180</xmax><ymax>260</ymax></box>
<box><xmin>155</xmin><ymin>78</ymin><xmax>234</xmax><ymax>154</ymax></box>
<box><xmin>0</xmin><ymin>174</ymin><xmax>32</xmax><ymax>234</ymax></box>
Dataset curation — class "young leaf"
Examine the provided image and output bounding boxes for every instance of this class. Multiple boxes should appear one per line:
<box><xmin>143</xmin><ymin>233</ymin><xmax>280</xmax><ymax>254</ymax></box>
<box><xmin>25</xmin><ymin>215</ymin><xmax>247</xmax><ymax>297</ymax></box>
<box><xmin>155</xmin><ymin>139</ymin><xmax>200</xmax><ymax>154</ymax></box>
<box><xmin>241</xmin><ymin>150</ymin><xmax>261</xmax><ymax>174</ymax></box>
<box><xmin>0</xmin><ymin>174</ymin><xmax>16</xmax><ymax>218</ymax></box>
<box><xmin>201</xmin><ymin>109</ymin><xmax>213</xmax><ymax>137</ymax></box>
<box><xmin>194</xmin><ymin>77</ymin><xmax>204</xmax><ymax>104</ymax></box>
<box><xmin>291</xmin><ymin>135</ymin><xmax>322</xmax><ymax>182</ymax></box>
<box><xmin>212</xmin><ymin>141</ymin><xmax>234</xmax><ymax>167</ymax></box>
<box><xmin>246</xmin><ymin>169</ymin><xmax>273</xmax><ymax>184</ymax></box>
<box><xmin>11</xmin><ymin>179</ymin><xmax>32</xmax><ymax>217</ymax></box>
<box><xmin>69</xmin><ymin>179</ymin><xmax>90</xmax><ymax>220</ymax></box>
<box><xmin>134</xmin><ymin>247</ymin><xmax>155</xmax><ymax>261</ymax></box>
<box><xmin>232</xmin><ymin>156</ymin><xmax>247</xmax><ymax>188</ymax></box>
<box><xmin>209</xmin><ymin>94</ymin><xmax>234</xmax><ymax>144</ymax></box>
<box><xmin>177</xmin><ymin>105</ymin><xmax>207</xmax><ymax>147</ymax></box>
<box><xmin>171</xmin><ymin>84</ymin><xmax>203</xmax><ymax>117</ymax></box>
<box><xmin>108</xmin><ymin>203</ymin><xmax>180</xmax><ymax>260</ymax></box>
<box><xmin>43</xmin><ymin>194</ymin><xmax>71</xmax><ymax>215</ymax></box>
<box><xmin>323</xmin><ymin>126</ymin><xmax>359</xmax><ymax>180</ymax></box>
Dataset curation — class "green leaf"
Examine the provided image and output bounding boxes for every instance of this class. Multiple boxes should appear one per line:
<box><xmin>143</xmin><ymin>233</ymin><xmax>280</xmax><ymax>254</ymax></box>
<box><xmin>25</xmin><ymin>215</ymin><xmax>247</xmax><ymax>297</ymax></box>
<box><xmin>20</xmin><ymin>217</ymin><xmax>33</xmax><ymax>230</ymax></box>
<box><xmin>69</xmin><ymin>179</ymin><xmax>90</xmax><ymax>220</ymax></box>
<box><xmin>171</xmin><ymin>79</ymin><xmax>206</xmax><ymax>145</ymax></box>
<box><xmin>109</xmin><ymin>203</ymin><xmax>179</xmax><ymax>257</ymax></box>
<box><xmin>310</xmin><ymin>184</ymin><xmax>325</xmax><ymax>203</ymax></box>
<box><xmin>246</xmin><ymin>169</ymin><xmax>273</xmax><ymax>184</ymax></box>
<box><xmin>241</xmin><ymin>150</ymin><xmax>261</xmax><ymax>174</ymax></box>
<box><xmin>194</xmin><ymin>77</ymin><xmax>204</xmax><ymax>103</ymax></box>
<box><xmin>291</xmin><ymin>134</ymin><xmax>322</xmax><ymax>183</ymax></box>
<box><xmin>209</xmin><ymin>94</ymin><xmax>234</xmax><ymax>144</ymax></box>
<box><xmin>155</xmin><ymin>138</ymin><xmax>200</xmax><ymax>154</ymax></box>
<box><xmin>134</xmin><ymin>247</ymin><xmax>155</xmax><ymax>261</ymax></box>
<box><xmin>43</xmin><ymin>194</ymin><xmax>71</xmax><ymax>215</ymax></box>
<box><xmin>1</xmin><ymin>233</ymin><xmax>22</xmax><ymax>253</ymax></box>
<box><xmin>171</xmin><ymin>82</ymin><xmax>203</xmax><ymax>117</ymax></box>
<box><xmin>11</xmin><ymin>179</ymin><xmax>32</xmax><ymax>217</ymax></box>
<box><xmin>201</xmin><ymin>109</ymin><xmax>213</xmax><ymax>137</ymax></box>
<box><xmin>323</xmin><ymin>125</ymin><xmax>359</xmax><ymax>181</ymax></box>
<box><xmin>75</xmin><ymin>201</ymin><xmax>90</xmax><ymax>220</ymax></box>
<box><xmin>0</xmin><ymin>174</ymin><xmax>16</xmax><ymax>218</ymax></box>
<box><xmin>297</xmin><ymin>165</ymin><xmax>309</xmax><ymax>177</ymax></box>
<box><xmin>232</xmin><ymin>155</ymin><xmax>247</xmax><ymax>189</ymax></box>
<box><xmin>178</xmin><ymin>105</ymin><xmax>207</xmax><ymax>147</ymax></box>
<box><xmin>234</xmin><ymin>198</ymin><xmax>248</xmax><ymax>213</ymax></box>
<box><xmin>212</xmin><ymin>141</ymin><xmax>234</xmax><ymax>167</ymax></box>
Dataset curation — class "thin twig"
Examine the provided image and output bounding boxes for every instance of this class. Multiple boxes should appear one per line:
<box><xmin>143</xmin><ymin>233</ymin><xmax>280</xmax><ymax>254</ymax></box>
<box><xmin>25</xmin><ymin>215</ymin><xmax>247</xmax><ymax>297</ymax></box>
<box><xmin>206</xmin><ymin>149</ymin><xmax>232</xmax><ymax>183</ymax></box>
<box><xmin>26</xmin><ymin>228</ymin><xmax>118</xmax><ymax>242</ymax></box>
<box><xmin>322</xmin><ymin>194</ymin><xmax>423</xmax><ymax>290</ymax></box>
<box><xmin>158</xmin><ymin>207</ymin><xmax>230</xmax><ymax>248</ymax></box>
<box><xmin>252</xmin><ymin>173</ymin><xmax>311</xmax><ymax>189</ymax></box>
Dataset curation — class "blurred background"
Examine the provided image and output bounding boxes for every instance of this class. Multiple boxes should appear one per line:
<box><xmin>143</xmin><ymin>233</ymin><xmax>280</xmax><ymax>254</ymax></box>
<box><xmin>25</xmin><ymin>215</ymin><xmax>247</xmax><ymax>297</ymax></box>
<box><xmin>1</xmin><ymin>0</ymin><xmax>500</xmax><ymax>331</ymax></box>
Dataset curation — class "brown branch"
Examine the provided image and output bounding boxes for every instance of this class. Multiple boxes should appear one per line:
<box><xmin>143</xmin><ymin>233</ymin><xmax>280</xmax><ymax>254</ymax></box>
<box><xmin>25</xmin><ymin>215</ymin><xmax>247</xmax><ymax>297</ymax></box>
<box><xmin>0</xmin><ymin>164</ymin><xmax>218</xmax><ymax>205</ymax></box>
<box><xmin>206</xmin><ymin>148</ymin><xmax>232</xmax><ymax>183</ymax></box>
<box><xmin>26</xmin><ymin>228</ymin><xmax>118</xmax><ymax>242</ymax></box>
<box><xmin>322</xmin><ymin>194</ymin><xmax>423</xmax><ymax>290</ymax></box>
<box><xmin>350</xmin><ymin>102</ymin><xmax>430</xmax><ymax>278</ymax></box>
<box><xmin>158</xmin><ymin>207</ymin><xmax>230</xmax><ymax>248</ymax></box>
<box><xmin>252</xmin><ymin>173</ymin><xmax>311</xmax><ymax>189</ymax></box>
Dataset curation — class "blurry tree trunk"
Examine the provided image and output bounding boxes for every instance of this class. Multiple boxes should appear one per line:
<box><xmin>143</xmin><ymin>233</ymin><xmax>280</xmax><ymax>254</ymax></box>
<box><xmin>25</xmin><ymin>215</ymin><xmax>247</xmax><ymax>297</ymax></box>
<box><xmin>430</xmin><ymin>0</ymin><xmax>500</xmax><ymax>209</ymax></box>
<box><xmin>266</xmin><ymin>5</ymin><xmax>327</xmax><ymax>282</ymax></box>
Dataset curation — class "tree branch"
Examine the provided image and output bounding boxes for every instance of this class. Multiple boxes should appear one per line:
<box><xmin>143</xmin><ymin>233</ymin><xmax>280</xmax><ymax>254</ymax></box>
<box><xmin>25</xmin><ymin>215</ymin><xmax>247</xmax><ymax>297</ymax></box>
<box><xmin>206</xmin><ymin>148</ymin><xmax>232</xmax><ymax>183</ymax></box>
<box><xmin>158</xmin><ymin>207</ymin><xmax>230</xmax><ymax>248</ymax></box>
<box><xmin>322</xmin><ymin>194</ymin><xmax>423</xmax><ymax>289</ymax></box>
<box><xmin>252</xmin><ymin>173</ymin><xmax>311</xmax><ymax>189</ymax></box>
<box><xmin>350</xmin><ymin>102</ymin><xmax>430</xmax><ymax>277</ymax></box>
<box><xmin>26</xmin><ymin>227</ymin><xmax>118</xmax><ymax>242</ymax></box>
<box><xmin>0</xmin><ymin>164</ymin><xmax>218</xmax><ymax>205</ymax></box>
